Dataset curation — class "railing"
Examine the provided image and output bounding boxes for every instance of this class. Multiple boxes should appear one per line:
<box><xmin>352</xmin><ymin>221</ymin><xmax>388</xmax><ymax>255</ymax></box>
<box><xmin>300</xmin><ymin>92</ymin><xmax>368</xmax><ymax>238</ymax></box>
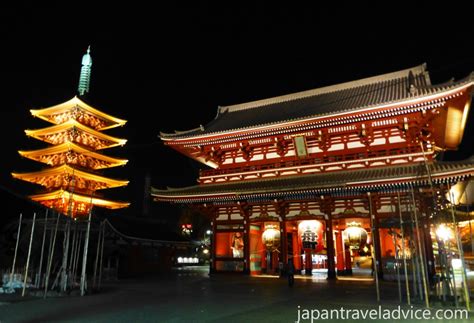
<box><xmin>200</xmin><ymin>145</ymin><xmax>423</xmax><ymax>179</ymax></box>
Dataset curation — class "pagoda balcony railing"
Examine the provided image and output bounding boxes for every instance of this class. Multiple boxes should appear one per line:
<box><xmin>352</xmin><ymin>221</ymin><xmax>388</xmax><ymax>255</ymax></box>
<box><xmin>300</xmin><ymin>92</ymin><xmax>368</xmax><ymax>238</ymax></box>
<box><xmin>199</xmin><ymin>145</ymin><xmax>429</xmax><ymax>183</ymax></box>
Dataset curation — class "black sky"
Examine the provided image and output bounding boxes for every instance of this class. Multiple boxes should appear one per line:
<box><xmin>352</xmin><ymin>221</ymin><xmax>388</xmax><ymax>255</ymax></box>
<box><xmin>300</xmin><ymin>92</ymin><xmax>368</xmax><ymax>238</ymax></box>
<box><xmin>1</xmin><ymin>2</ymin><xmax>473</xmax><ymax>225</ymax></box>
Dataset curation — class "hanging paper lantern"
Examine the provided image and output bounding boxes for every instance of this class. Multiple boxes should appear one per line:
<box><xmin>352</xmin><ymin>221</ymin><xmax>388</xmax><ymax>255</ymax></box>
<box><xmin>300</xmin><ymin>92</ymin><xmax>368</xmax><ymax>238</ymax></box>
<box><xmin>343</xmin><ymin>222</ymin><xmax>368</xmax><ymax>250</ymax></box>
<box><xmin>262</xmin><ymin>225</ymin><xmax>280</xmax><ymax>251</ymax></box>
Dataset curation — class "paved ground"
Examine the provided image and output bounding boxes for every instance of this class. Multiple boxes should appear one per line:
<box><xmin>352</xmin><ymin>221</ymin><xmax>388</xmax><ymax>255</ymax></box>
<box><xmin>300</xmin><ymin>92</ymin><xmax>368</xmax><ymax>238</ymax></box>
<box><xmin>0</xmin><ymin>266</ymin><xmax>472</xmax><ymax>322</ymax></box>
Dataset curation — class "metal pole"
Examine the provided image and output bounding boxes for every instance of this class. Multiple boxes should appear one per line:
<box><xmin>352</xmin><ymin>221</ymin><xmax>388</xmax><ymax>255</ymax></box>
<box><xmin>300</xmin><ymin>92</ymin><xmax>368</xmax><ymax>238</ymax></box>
<box><xmin>69</xmin><ymin>222</ymin><xmax>78</xmax><ymax>287</ymax></box>
<box><xmin>44</xmin><ymin>212</ymin><xmax>60</xmax><ymax>299</ymax></box>
<box><xmin>93</xmin><ymin>221</ymin><xmax>102</xmax><ymax>289</ymax></box>
<box><xmin>391</xmin><ymin>231</ymin><xmax>402</xmax><ymax>302</ymax></box>
<box><xmin>469</xmin><ymin>205</ymin><xmax>474</xmax><ymax>258</ymax></box>
<box><xmin>390</xmin><ymin>202</ymin><xmax>402</xmax><ymax>302</ymax></box>
<box><xmin>390</xmin><ymin>200</ymin><xmax>402</xmax><ymax>303</ymax></box>
<box><xmin>69</xmin><ymin>221</ymin><xmax>78</xmax><ymax>273</ymax></box>
<box><xmin>439</xmin><ymin>238</ymin><xmax>449</xmax><ymax>302</ymax></box>
<box><xmin>73</xmin><ymin>229</ymin><xmax>83</xmax><ymax>283</ymax></box>
<box><xmin>449</xmin><ymin>190</ymin><xmax>471</xmax><ymax>311</ymax></box>
<box><xmin>451</xmin><ymin>258</ymin><xmax>459</xmax><ymax>307</ymax></box>
<box><xmin>10</xmin><ymin>213</ymin><xmax>23</xmax><ymax>285</ymax></box>
<box><xmin>80</xmin><ymin>208</ymin><xmax>93</xmax><ymax>296</ymax></box>
<box><xmin>98</xmin><ymin>220</ymin><xmax>106</xmax><ymax>290</ymax></box>
<box><xmin>60</xmin><ymin>219</ymin><xmax>71</xmax><ymax>292</ymax></box>
<box><xmin>368</xmin><ymin>192</ymin><xmax>380</xmax><ymax>302</ymax></box>
<box><xmin>465</xmin><ymin>189</ymin><xmax>474</xmax><ymax>261</ymax></box>
<box><xmin>36</xmin><ymin>210</ymin><xmax>48</xmax><ymax>288</ymax></box>
<box><xmin>407</xmin><ymin>199</ymin><xmax>419</xmax><ymax>299</ymax></box>
<box><xmin>22</xmin><ymin>213</ymin><xmax>36</xmax><ymax>297</ymax></box>
<box><xmin>411</xmin><ymin>189</ymin><xmax>430</xmax><ymax>308</ymax></box>
<box><xmin>397</xmin><ymin>192</ymin><xmax>411</xmax><ymax>305</ymax></box>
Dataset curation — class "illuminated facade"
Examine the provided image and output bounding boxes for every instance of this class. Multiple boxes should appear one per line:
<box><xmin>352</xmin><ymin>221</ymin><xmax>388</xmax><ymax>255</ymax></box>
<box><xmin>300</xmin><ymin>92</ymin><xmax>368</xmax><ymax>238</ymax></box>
<box><xmin>12</xmin><ymin>49</ymin><xmax>129</xmax><ymax>218</ymax></box>
<box><xmin>153</xmin><ymin>65</ymin><xmax>473</xmax><ymax>281</ymax></box>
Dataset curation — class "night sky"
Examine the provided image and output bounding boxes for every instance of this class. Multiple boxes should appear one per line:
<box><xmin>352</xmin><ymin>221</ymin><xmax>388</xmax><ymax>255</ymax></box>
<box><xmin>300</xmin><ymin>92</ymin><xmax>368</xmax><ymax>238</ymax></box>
<box><xmin>1</xmin><ymin>2</ymin><xmax>473</xmax><ymax>228</ymax></box>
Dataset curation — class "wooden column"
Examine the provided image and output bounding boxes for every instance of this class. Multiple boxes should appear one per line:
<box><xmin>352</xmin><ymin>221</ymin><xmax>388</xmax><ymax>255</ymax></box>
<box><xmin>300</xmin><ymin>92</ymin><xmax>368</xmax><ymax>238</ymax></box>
<box><xmin>318</xmin><ymin>195</ymin><xmax>336</xmax><ymax>279</ymax></box>
<box><xmin>344</xmin><ymin>245</ymin><xmax>353</xmax><ymax>275</ymax></box>
<box><xmin>210</xmin><ymin>219</ymin><xmax>216</xmax><ymax>274</ymax></box>
<box><xmin>273</xmin><ymin>199</ymin><xmax>288</xmax><ymax>275</ymax></box>
<box><xmin>368</xmin><ymin>194</ymin><xmax>383</xmax><ymax>279</ymax></box>
<box><xmin>335</xmin><ymin>230</ymin><xmax>345</xmax><ymax>274</ymax></box>
<box><xmin>419</xmin><ymin>197</ymin><xmax>435</xmax><ymax>281</ymax></box>
<box><xmin>326</xmin><ymin>216</ymin><xmax>336</xmax><ymax>279</ymax></box>
<box><xmin>372</xmin><ymin>215</ymin><xmax>384</xmax><ymax>279</ymax></box>
<box><xmin>243</xmin><ymin>216</ymin><xmax>250</xmax><ymax>275</ymax></box>
<box><xmin>237</xmin><ymin>201</ymin><xmax>252</xmax><ymax>275</ymax></box>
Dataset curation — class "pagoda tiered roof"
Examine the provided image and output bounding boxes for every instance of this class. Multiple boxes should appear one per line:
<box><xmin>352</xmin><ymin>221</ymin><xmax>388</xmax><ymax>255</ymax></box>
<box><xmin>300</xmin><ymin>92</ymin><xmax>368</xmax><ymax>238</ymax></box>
<box><xmin>25</xmin><ymin>119</ymin><xmax>127</xmax><ymax>149</ymax></box>
<box><xmin>12</xmin><ymin>164</ymin><xmax>129</xmax><ymax>191</ymax></box>
<box><xmin>18</xmin><ymin>142</ymin><xmax>128</xmax><ymax>169</ymax></box>
<box><xmin>30</xmin><ymin>96</ymin><xmax>127</xmax><ymax>131</ymax></box>
<box><xmin>152</xmin><ymin>159</ymin><xmax>474</xmax><ymax>203</ymax></box>
<box><xmin>160</xmin><ymin>64</ymin><xmax>474</xmax><ymax>142</ymax></box>
<box><xmin>30</xmin><ymin>189</ymin><xmax>130</xmax><ymax>213</ymax></box>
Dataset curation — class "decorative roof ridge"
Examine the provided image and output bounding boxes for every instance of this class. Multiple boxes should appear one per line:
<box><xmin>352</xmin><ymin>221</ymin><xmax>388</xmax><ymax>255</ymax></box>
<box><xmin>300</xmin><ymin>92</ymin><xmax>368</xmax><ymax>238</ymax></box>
<box><xmin>218</xmin><ymin>64</ymin><xmax>428</xmax><ymax>114</ymax></box>
<box><xmin>18</xmin><ymin>141</ymin><xmax>128</xmax><ymax>165</ymax></box>
<box><xmin>160</xmin><ymin>74</ymin><xmax>473</xmax><ymax>141</ymax></box>
<box><xmin>25</xmin><ymin>119</ymin><xmax>128</xmax><ymax>147</ymax></box>
<box><xmin>422</xmin><ymin>71</ymin><xmax>474</xmax><ymax>90</ymax></box>
<box><xmin>12</xmin><ymin>163</ymin><xmax>129</xmax><ymax>185</ymax></box>
<box><xmin>159</xmin><ymin>126</ymin><xmax>204</xmax><ymax>138</ymax></box>
<box><xmin>30</xmin><ymin>189</ymin><xmax>131</xmax><ymax>208</ymax></box>
<box><xmin>30</xmin><ymin>96</ymin><xmax>127</xmax><ymax>130</ymax></box>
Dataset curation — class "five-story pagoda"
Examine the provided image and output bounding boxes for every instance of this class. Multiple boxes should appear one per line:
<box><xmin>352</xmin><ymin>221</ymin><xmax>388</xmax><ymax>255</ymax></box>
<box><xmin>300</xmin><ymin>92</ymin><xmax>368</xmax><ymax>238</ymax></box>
<box><xmin>12</xmin><ymin>47</ymin><xmax>129</xmax><ymax>218</ymax></box>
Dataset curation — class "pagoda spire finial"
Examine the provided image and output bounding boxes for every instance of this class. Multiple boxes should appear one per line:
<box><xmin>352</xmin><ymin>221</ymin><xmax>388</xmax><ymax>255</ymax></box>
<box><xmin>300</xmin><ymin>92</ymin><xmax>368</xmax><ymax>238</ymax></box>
<box><xmin>78</xmin><ymin>46</ymin><xmax>92</xmax><ymax>96</ymax></box>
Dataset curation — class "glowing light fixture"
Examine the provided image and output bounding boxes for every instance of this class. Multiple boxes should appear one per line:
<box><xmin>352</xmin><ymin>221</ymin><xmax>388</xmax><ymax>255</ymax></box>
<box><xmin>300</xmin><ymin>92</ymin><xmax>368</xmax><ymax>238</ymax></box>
<box><xmin>262</xmin><ymin>224</ymin><xmax>280</xmax><ymax>251</ymax></box>
<box><xmin>436</xmin><ymin>224</ymin><xmax>453</xmax><ymax>242</ymax></box>
<box><xmin>343</xmin><ymin>222</ymin><xmax>368</xmax><ymax>250</ymax></box>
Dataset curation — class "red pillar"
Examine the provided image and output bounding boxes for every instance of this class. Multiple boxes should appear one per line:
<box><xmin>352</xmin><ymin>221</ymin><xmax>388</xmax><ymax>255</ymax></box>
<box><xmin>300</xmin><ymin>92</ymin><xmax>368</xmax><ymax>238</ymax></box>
<box><xmin>210</xmin><ymin>220</ymin><xmax>216</xmax><ymax>274</ymax></box>
<box><xmin>326</xmin><ymin>217</ymin><xmax>336</xmax><ymax>279</ymax></box>
<box><xmin>279</xmin><ymin>219</ymin><xmax>287</xmax><ymax>275</ymax></box>
<box><xmin>344</xmin><ymin>246</ymin><xmax>352</xmax><ymax>275</ymax></box>
<box><xmin>243</xmin><ymin>217</ymin><xmax>250</xmax><ymax>275</ymax></box>
<box><xmin>304</xmin><ymin>249</ymin><xmax>312</xmax><ymax>275</ymax></box>
<box><xmin>335</xmin><ymin>231</ymin><xmax>345</xmax><ymax>274</ymax></box>
<box><xmin>372</xmin><ymin>217</ymin><xmax>384</xmax><ymax>279</ymax></box>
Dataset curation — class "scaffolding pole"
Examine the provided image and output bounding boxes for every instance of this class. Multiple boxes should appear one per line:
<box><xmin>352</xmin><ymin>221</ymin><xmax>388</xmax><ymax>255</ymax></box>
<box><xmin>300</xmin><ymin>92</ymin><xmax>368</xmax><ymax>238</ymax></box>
<box><xmin>93</xmin><ymin>221</ymin><xmax>102</xmax><ymax>289</ymax></box>
<box><xmin>397</xmin><ymin>192</ymin><xmax>411</xmax><ymax>305</ymax></box>
<box><xmin>36</xmin><ymin>210</ymin><xmax>48</xmax><ymax>288</ymax></box>
<box><xmin>390</xmin><ymin>201</ymin><xmax>402</xmax><ymax>303</ymax></box>
<box><xmin>368</xmin><ymin>192</ymin><xmax>380</xmax><ymax>302</ymax></box>
<box><xmin>449</xmin><ymin>190</ymin><xmax>471</xmax><ymax>311</ymax></box>
<box><xmin>10</xmin><ymin>213</ymin><xmax>23</xmax><ymax>284</ymax></box>
<box><xmin>98</xmin><ymin>220</ymin><xmax>106</xmax><ymax>290</ymax></box>
<box><xmin>60</xmin><ymin>218</ymin><xmax>71</xmax><ymax>292</ymax></box>
<box><xmin>73</xmin><ymin>229</ymin><xmax>83</xmax><ymax>283</ymax></box>
<box><xmin>69</xmin><ymin>222</ymin><xmax>78</xmax><ymax>277</ymax></box>
<box><xmin>411</xmin><ymin>189</ymin><xmax>430</xmax><ymax>308</ymax></box>
<box><xmin>22</xmin><ymin>212</ymin><xmax>36</xmax><ymax>297</ymax></box>
<box><xmin>407</xmin><ymin>198</ymin><xmax>420</xmax><ymax>299</ymax></box>
<box><xmin>44</xmin><ymin>212</ymin><xmax>60</xmax><ymax>299</ymax></box>
<box><xmin>80</xmin><ymin>208</ymin><xmax>93</xmax><ymax>296</ymax></box>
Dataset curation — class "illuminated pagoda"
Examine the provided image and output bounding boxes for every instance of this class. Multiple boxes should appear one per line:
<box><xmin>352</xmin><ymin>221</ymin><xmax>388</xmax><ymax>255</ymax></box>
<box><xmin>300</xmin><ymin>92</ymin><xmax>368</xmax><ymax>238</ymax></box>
<box><xmin>153</xmin><ymin>64</ymin><xmax>473</xmax><ymax>284</ymax></box>
<box><xmin>13</xmin><ymin>47</ymin><xmax>129</xmax><ymax>218</ymax></box>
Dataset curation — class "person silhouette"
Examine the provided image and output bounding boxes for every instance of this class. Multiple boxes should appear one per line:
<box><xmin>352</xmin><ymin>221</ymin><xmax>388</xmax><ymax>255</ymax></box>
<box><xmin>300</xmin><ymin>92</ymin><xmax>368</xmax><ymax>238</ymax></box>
<box><xmin>287</xmin><ymin>258</ymin><xmax>295</xmax><ymax>287</ymax></box>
